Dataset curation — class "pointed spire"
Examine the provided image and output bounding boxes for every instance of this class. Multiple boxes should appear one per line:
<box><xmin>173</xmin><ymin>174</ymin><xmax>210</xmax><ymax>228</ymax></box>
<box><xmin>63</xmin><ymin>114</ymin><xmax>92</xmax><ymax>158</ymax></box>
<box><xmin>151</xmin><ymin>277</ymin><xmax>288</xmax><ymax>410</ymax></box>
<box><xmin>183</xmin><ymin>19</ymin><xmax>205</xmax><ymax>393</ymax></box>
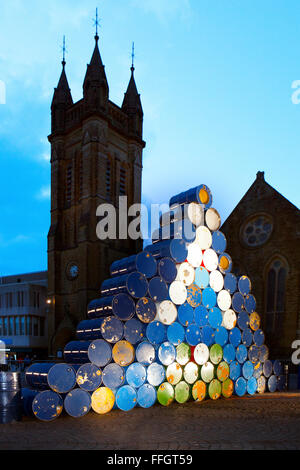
<box><xmin>122</xmin><ymin>42</ymin><xmax>143</xmax><ymax>115</ymax></box>
<box><xmin>51</xmin><ymin>36</ymin><xmax>73</xmax><ymax>108</ymax></box>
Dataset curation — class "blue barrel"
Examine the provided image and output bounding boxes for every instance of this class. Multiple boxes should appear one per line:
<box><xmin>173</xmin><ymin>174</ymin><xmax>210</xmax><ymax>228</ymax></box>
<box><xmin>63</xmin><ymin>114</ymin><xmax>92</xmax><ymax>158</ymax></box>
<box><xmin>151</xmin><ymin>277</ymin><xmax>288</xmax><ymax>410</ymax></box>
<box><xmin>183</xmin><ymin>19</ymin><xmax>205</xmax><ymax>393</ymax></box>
<box><xmin>153</xmin><ymin>219</ymin><xmax>196</xmax><ymax>244</ymax></box>
<box><xmin>230</xmin><ymin>361</ymin><xmax>241</xmax><ymax>381</ymax></box>
<box><xmin>125</xmin><ymin>362</ymin><xmax>147</xmax><ymax>388</ymax></box>
<box><xmin>273</xmin><ymin>360</ymin><xmax>283</xmax><ymax>376</ymax></box>
<box><xmin>21</xmin><ymin>388</ymin><xmax>38</xmax><ymax>417</ymax></box>
<box><xmin>112</xmin><ymin>293</ymin><xmax>136</xmax><ymax>321</ymax></box>
<box><xmin>214</xmin><ymin>326</ymin><xmax>228</xmax><ymax>347</ymax></box>
<box><xmin>223</xmin><ymin>344</ymin><xmax>236</xmax><ymax>364</ymax></box>
<box><xmin>263</xmin><ymin>360</ymin><xmax>273</xmax><ymax>378</ymax></box>
<box><xmin>201</xmin><ymin>325</ymin><xmax>215</xmax><ymax>347</ymax></box>
<box><xmin>147</xmin><ymin>362</ymin><xmax>166</xmax><ymax>386</ymax></box>
<box><xmin>145</xmin><ymin>239</ymin><xmax>188</xmax><ymax>263</ymax></box>
<box><xmin>100</xmin><ymin>316</ymin><xmax>124</xmax><ymax>343</ymax></box>
<box><xmin>242</xmin><ymin>360</ymin><xmax>254</xmax><ymax>379</ymax></box>
<box><xmin>76</xmin><ymin>363</ymin><xmax>103</xmax><ymax>391</ymax></box>
<box><xmin>253</xmin><ymin>329</ymin><xmax>265</xmax><ymax>347</ymax></box>
<box><xmin>235</xmin><ymin>376</ymin><xmax>247</xmax><ymax>396</ymax></box>
<box><xmin>87</xmin><ymin>297</ymin><xmax>114</xmax><ymax>319</ymax></box>
<box><xmin>47</xmin><ymin>363</ymin><xmax>77</xmax><ymax>394</ymax></box>
<box><xmin>88</xmin><ymin>339</ymin><xmax>112</xmax><ymax>367</ymax></box>
<box><xmin>223</xmin><ymin>273</ymin><xmax>237</xmax><ymax>294</ymax></box>
<box><xmin>211</xmin><ymin>231</ymin><xmax>227</xmax><ymax>254</ymax></box>
<box><xmin>238</xmin><ymin>276</ymin><xmax>251</xmax><ymax>296</ymax></box>
<box><xmin>146</xmin><ymin>321</ymin><xmax>167</xmax><ymax>345</ymax></box>
<box><xmin>202</xmin><ymin>287</ymin><xmax>217</xmax><ymax>309</ymax></box>
<box><xmin>167</xmin><ymin>321</ymin><xmax>185</xmax><ymax>346</ymax></box>
<box><xmin>124</xmin><ymin>318</ymin><xmax>146</xmax><ymax>344</ymax></box>
<box><xmin>169</xmin><ymin>184</ymin><xmax>212</xmax><ymax>209</ymax></box>
<box><xmin>137</xmin><ymin>383</ymin><xmax>157</xmax><ymax>408</ymax></box>
<box><xmin>232</xmin><ymin>293</ymin><xmax>245</xmax><ymax>314</ymax></box>
<box><xmin>0</xmin><ymin>372</ymin><xmax>22</xmax><ymax>423</ymax></box>
<box><xmin>136</xmin><ymin>297</ymin><xmax>157</xmax><ymax>323</ymax></box>
<box><xmin>115</xmin><ymin>385</ymin><xmax>137</xmax><ymax>411</ymax></box>
<box><xmin>247</xmin><ymin>376</ymin><xmax>257</xmax><ymax>395</ymax></box>
<box><xmin>229</xmin><ymin>327</ymin><xmax>242</xmax><ymax>347</ymax></box>
<box><xmin>64</xmin><ymin>388</ymin><xmax>92</xmax><ymax>418</ymax></box>
<box><xmin>241</xmin><ymin>328</ymin><xmax>253</xmax><ymax>347</ymax></box>
<box><xmin>236</xmin><ymin>344</ymin><xmax>248</xmax><ymax>365</ymax></box>
<box><xmin>186</xmin><ymin>283</ymin><xmax>202</xmax><ymax>308</ymax></box>
<box><xmin>248</xmin><ymin>345</ymin><xmax>260</xmax><ymax>364</ymax></box>
<box><xmin>100</xmin><ymin>272</ymin><xmax>148</xmax><ymax>299</ymax></box>
<box><xmin>110</xmin><ymin>251</ymin><xmax>157</xmax><ymax>279</ymax></box>
<box><xmin>237</xmin><ymin>311</ymin><xmax>250</xmax><ymax>330</ymax></box>
<box><xmin>244</xmin><ymin>294</ymin><xmax>256</xmax><ymax>314</ymax></box>
<box><xmin>102</xmin><ymin>363</ymin><xmax>125</xmax><ymax>389</ymax></box>
<box><xmin>258</xmin><ymin>344</ymin><xmax>269</xmax><ymax>363</ymax></box>
<box><xmin>208</xmin><ymin>307</ymin><xmax>222</xmax><ymax>329</ymax></box>
<box><xmin>32</xmin><ymin>390</ymin><xmax>63</xmax><ymax>421</ymax></box>
<box><xmin>178</xmin><ymin>302</ymin><xmax>195</xmax><ymax>327</ymax></box>
<box><xmin>110</xmin><ymin>253</ymin><xmax>137</xmax><ymax>277</ymax></box>
<box><xmin>252</xmin><ymin>361</ymin><xmax>263</xmax><ymax>379</ymax></box>
<box><xmin>195</xmin><ymin>267</ymin><xmax>210</xmax><ymax>289</ymax></box>
<box><xmin>267</xmin><ymin>375</ymin><xmax>277</xmax><ymax>393</ymax></box>
<box><xmin>277</xmin><ymin>375</ymin><xmax>285</xmax><ymax>391</ymax></box>
<box><xmin>158</xmin><ymin>342</ymin><xmax>176</xmax><ymax>366</ymax></box>
<box><xmin>194</xmin><ymin>305</ymin><xmax>208</xmax><ymax>327</ymax></box>
<box><xmin>158</xmin><ymin>257</ymin><xmax>177</xmax><ymax>283</ymax></box>
<box><xmin>25</xmin><ymin>362</ymin><xmax>57</xmax><ymax>389</ymax></box>
<box><xmin>135</xmin><ymin>341</ymin><xmax>156</xmax><ymax>366</ymax></box>
<box><xmin>148</xmin><ymin>276</ymin><xmax>169</xmax><ymax>302</ymax></box>
<box><xmin>76</xmin><ymin>318</ymin><xmax>103</xmax><ymax>340</ymax></box>
<box><xmin>185</xmin><ymin>323</ymin><xmax>202</xmax><ymax>346</ymax></box>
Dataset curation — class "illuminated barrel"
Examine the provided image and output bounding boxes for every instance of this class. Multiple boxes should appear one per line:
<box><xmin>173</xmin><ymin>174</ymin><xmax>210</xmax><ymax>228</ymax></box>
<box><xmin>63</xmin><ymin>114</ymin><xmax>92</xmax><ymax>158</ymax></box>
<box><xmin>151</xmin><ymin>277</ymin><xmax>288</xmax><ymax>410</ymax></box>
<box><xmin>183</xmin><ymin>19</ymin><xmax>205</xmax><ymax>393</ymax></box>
<box><xmin>169</xmin><ymin>280</ymin><xmax>187</xmax><ymax>305</ymax></box>
<box><xmin>229</xmin><ymin>327</ymin><xmax>242</xmax><ymax>347</ymax></box>
<box><xmin>125</xmin><ymin>362</ymin><xmax>147</xmax><ymax>388</ymax></box>
<box><xmin>102</xmin><ymin>363</ymin><xmax>125</xmax><ymax>389</ymax></box>
<box><xmin>176</xmin><ymin>342</ymin><xmax>191</xmax><ymax>366</ymax></box>
<box><xmin>88</xmin><ymin>339</ymin><xmax>112</xmax><ymax>367</ymax></box>
<box><xmin>248</xmin><ymin>345</ymin><xmax>260</xmax><ymax>364</ymax></box>
<box><xmin>273</xmin><ymin>359</ymin><xmax>283</xmax><ymax>376</ymax></box>
<box><xmin>211</xmin><ymin>231</ymin><xmax>227</xmax><ymax>254</ymax></box>
<box><xmin>148</xmin><ymin>277</ymin><xmax>169</xmax><ymax>302</ymax></box>
<box><xmin>247</xmin><ymin>377</ymin><xmax>257</xmax><ymax>395</ymax></box>
<box><xmin>252</xmin><ymin>361</ymin><xmax>263</xmax><ymax>379</ymax></box>
<box><xmin>185</xmin><ymin>323</ymin><xmax>202</xmax><ymax>346</ymax></box>
<box><xmin>157</xmin><ymin>300</ymin><xmax>178</xmax><ymax>325</ymax></box>
<box><xmin>76</xmin><ymin>363</ymin><xmax>103</xmax><ymax>391</ymax></box>
<box><xmin>110</xmin><ymin>251</ymin><xmax>157</xmax><ymax>279</ymax></box>
<box><xmin>253</xmin><ymin>329</ymin><xmax>265</xmax><ymax>347</ymax></box>
<box><xmin>112</xmin><ymin>340</ymin><xmax>135</xmax><ymax>367</ymax></box>
<box><xmin>201</xmin><ymin>362</ymin><xmax>215</xmax><ymax>383</ymax></box>
<box><xmin>209</xmin><ymin>270</ymin><xmax>224</xmax><ymax>293</ymax></box>
<box><xmin>158</xmin><ymin>257</ymin><xmax>177</xmax><ymax>283</ymax></box>
<box><xmin>223</xmin><ymin>344</ymin><xmax>236</xmax><ymax>364</ymax></box>
<box><xmin>175</xmin><ymin>381</ymin><xmax>191</xmax><ymax>404</ymax></box>
<box><xmin>215</xmin><ymin>326</ymin><xmax>228</xmax><ymax>347</ymax></box>
<box><xmin>249</xmin><ymin>312</ymin><xmax>261</xmax><ymax>331</ymax></box>
<box><xmin>186</xmin><ymin>283</ymin><xmax>202</xmax><ymax>308</ymax></box>
<box><xmin>32</xmin><ymin>390</ymin><xmax>63</xmax><ymax>422</ymax></box>
<box><xmin>217</xmin><ymin>290</ymin><xmax>232</xmax><ymax>312</ymax></box>
<box><xmin>21</xmin><ymin>388</ymin><xmax>38</xmax><ymax>417</ymax></box>
<box><xmin>222</xmin><ymin>309</ymin><xmax>237</xmax><ymax>330</ymax></box>
<box><xmin>229</xmin><ymin>361</ymin><xmax>241</xmax><ymax>381</ymax></box>
<box><xmin>166</xmin><ymin>322</ymin><xmax>185</xmax><ymax>346</ymax></box>
<box><xmin>223</xmin><ymin>273</ymin><xmax>237</xmax><ymax>294</ymax></box>
<box><xmin>183</xmin><ymin>362</ymin><xmax>199</xmax><ymax>384</ymax></box>
<box><xmin>187</xmin><ymin>242</ymin><xmax>203</xmax><ymax>268</ymax></box>
<box><xmin>63</xmin><ymin>341</ymin><xmax>90</xmax><ymax>364</ymax></box>
<box><xmin>201</xmin><ymin>325</ymin><xmax>214</xmax><ymax>347</ymax></box>
<box><xmin>101</xmin><ymin>272</ymin><xmax>148</xmax><ymax>299</ymax></box>
<box><xmin>208</xmin><ymin>379</ymin><xmax>222</xmax><ymax>400</ymax></box>
<box><xmin>91</xmin><ymin>387</ymin><xmax>115</xmax><ymax>414</ymax></box>
<box><xmin>135</xmin><ymin>340</ymin><xmax>156</xmax><ymax>366</ymax></box>
<box><xmin>267</xmin><ymin>375</ymin><xmax>277</xmax><ymax>393</ymax></box>
<box><xmin>152</xmin><ymin>218</ymin><xmax>196</xmax><ymax>244</ymax></box>
<box><xmin>194</xmin><ymin>343</ymin><xmax>210</xmax><ymax>366</ymax></box>
<box><xmin>257</xmin><ymin>375</ymin><xmax>266</xmax><ymax>393</ymax></box>
<box><xmin>195</xmin><ymin>266</ymin><xmax>209</xmax><ymax>290</ymax></box>
<box><xmin>195</xmin><ymin>226</ymin><xmax>212</xmax><ymax>250</ymax></box>
<box><xmin>25</xmin><ymin>362</ymin><xmax>57</xmax><ymax>390</ymax></box>
<box><xmin>178</xmin><ymin>302</ymin><xmax>195</xmax><ymax>327</ymax></box>
<box><xmin>202</xmin><ymin>249</ymin><xmax>219</xmax><ymax>272</ymax></box>
<box><xmin>263</xmin><ymin>360</ymin><xmax>273</xmax><ymax>378</ymax></box>
<box><xmin>238</xmin><ymin>276</ymin><xmax>251</xmax><ymax>296</ymax></box>
<box><xmin>47</xmin><ymin>363</ymin><xmax>77</xmax><ymax>394</ymax></box>
<box><xmin>147</xmin><ymin>362</ymin><xmax>166</xmax><ymax>387</ymax></box>
<box><xmin>205</xmin><ymin>208</ymin><xmax>221</xmax><ymax>232</ymax></box>
<box><xmin>241</xmin><ymin>328</ymin><xmax>253</xmax><ymax>347</ymax></box>
<box><xmin>166</xmin><ymin>362</ymin><xmax>183</xmax><ymax>385</ymax></box>
<box><xmin>76</xmin><ymin>318</ymin><xmax>103</xmax><ymax>340</ymax></box>
<box><xmin>100</xmin><ymin>316</ymin><xmax>124</xmax><ymax>343</ymax></box>
<box><xmin>236</xmin><ymin>344</ymin><xmax>248</xmax><ymax>365</ymax></box>
<box><xmin>216</xmin><ymin>361</ymin><xmax>230</xmax><ymax>382</ymax></box>
<box><xmin>63</xmin><ymin>388</ymin><xmax>91</xmax><ymax>418</ymax></box>
<box><xmin>124</xmin><ymin>318</ymin><xmax>146</xmax><ymax>344</ymax></box>
<box><xmin>136</xmin><ymin>297</ymin><xmax>157</xmax><ymax>324</ymax></box>
<box><xmin>137</xmin><ymin>383</ymin><xmax>157</xmax><ymax>408</ymax></box>
<box><xmin>242</xmin><ymin>360</ymin><xmax>254</xmax><ymax>380</ymax></box>
<box><xmin>157</xmin><ymin>382</ymin><xmax>174</xmax><ymax>406</ymax></box>
<box><xmin>222</xmin><ymin>378</ymin><xmax>234</xmax><ymax>398</ymax></box>
<box><xmin>116</xmin><ymin>385</ymin><xmax>137</xmax><ymax>411</ymax></box>
<box><xmin>218</xmin><ymin>253</ymin><xmax>232</xmax><ymax>274</ymax></box>
<box><xmin>169</xmin><ymin>184</ymin><xmax>212</xmax><ymax>209</ymax></box>
<box><xmin>192</xmin><ymin>380</ymin><xmax>207</xmax><ymax>401</ymax></box>
<box><xmin>158</xmin><ymin>342</ymin><xmax>176</xmax><ymax>366</ymax></box>
<box><xmin>0</xmin><ymin>372</ymin><xmax>22</xmax><ymax>423</ymax></box>
<box><xmin>146</xmin><ymin>321</ymin><xmax>167</xmax><ymax>345</ymax></box>
<box><xmin>145</xmin><ymin>239</ymin><xmax>188</xmax><ymax>263</ymax></box>
<box><xmin>235</xmin><ymin>376</ymin><xmax>247</xmax><ymax>396</ymax></box>
<box><xmin>202</xmin><ymin>287</ymin><xmax>217</xmax><ymax>309</ymax></box>
<box><xmin>209</xmin><ymin>344</ymin><xmax>223</xmax><ymax>365</ymax></box>
<box><xmin>160</xmin><ymin>202</ymin><xmax>204</xmax><ymax>227</ymax></box>
<box><xmin>208</xmin><ymin>307</ymin><xmax>222</xmax><ymax>329</ymax></box>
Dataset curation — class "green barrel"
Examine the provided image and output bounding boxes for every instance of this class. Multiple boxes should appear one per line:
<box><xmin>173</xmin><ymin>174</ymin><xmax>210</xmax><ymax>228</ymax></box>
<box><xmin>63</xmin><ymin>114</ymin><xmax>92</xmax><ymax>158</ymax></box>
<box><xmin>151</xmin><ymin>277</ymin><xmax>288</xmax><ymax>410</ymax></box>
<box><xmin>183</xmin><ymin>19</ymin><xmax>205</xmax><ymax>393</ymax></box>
<box><xmin>166</xmin><ymin>362</ymin><xmax>183</xmax><ymax>385</ymax></box>
<box><xmin>216</xmin><ymin>361</ymin><xmax>230</xmax><ymax>382</ymax></box>
<box><xmin>221</xmin><ymin>378</ymin><xmax>234</xmax><ymax>398</ymax></box>
<box><xmin>174</xmin><ymin>381</ymin><xmax>191</xmax><ymax>404</ymax></box>
<box><xmin>209</xmin><ymin>344</ymin><xmax>223</xmax><ymax>365</ymax></box>
<box><xmin>200</xmin><ymin>362</ymin><xmax>215</xmax><ymax>383</ymax></box>
<box><xmin>192</xmin><ymin>380</ymin><xmax>207</xmax><ymax>402</ymax></box>
<box><xmin>176</xmin><ymin>343</ymin><xmax>191</xmax><ymax>366</ymax></box>
<box><xmin>183</xmin><ymin>362</ymin><xmax>199</xmax><ymax>385</ymax></box>
<box><xmin>208</xmin><ymin>378</ymin><xmax>222</xmax><ymax>400</ymax></box>
<box><xmin>157</xmin><ymin>382</ymin><xmax>174</xmax><ymax>406</ymax></box>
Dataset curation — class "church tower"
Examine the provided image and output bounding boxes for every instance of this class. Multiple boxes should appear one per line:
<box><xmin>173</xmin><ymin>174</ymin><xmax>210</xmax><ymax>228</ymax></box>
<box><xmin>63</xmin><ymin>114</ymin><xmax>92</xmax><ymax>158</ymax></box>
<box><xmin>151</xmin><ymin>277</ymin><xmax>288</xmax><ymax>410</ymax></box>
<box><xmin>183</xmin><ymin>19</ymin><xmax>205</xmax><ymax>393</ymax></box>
<box><xmin>47</xmin><ymin>30</ymin><xmax>145</xmax><ymax>353</ymax></box>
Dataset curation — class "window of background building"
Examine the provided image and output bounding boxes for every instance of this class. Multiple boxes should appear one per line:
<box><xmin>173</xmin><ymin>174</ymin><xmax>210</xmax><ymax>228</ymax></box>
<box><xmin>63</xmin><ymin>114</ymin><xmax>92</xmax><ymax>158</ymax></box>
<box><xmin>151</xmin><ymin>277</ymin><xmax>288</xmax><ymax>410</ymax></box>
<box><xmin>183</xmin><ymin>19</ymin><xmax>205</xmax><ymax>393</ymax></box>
<box><xmin>33</xmin><ymin>317</ymin><xmax>39</xmax><ymax>336</ymax></box>
<box><xmin>26</xmin><ymin>316</ymin><xmax>32</xmax><ymax>336</ymax></box>
<box><xmin>40</xmin><ymin>317</ymin><xmax>45</xmax><ymax>337</ymax></box>
<box><xmin>119</xmin><ymin>167</ymin><xmax>126</xmax><ymax>196</ymax></box>
<box><xmin>265</xmin><ymin>259</ymin><xmax>287</xmax><ymax>337</ymax></box>
<box><xmin>0</xmin><ymin>318</ymin><xmax>3</xmax><ymax>336</ymax></box>
<box><xmin>15</xmin><ymin>317</ymin><xmax>20</xmax><ymax>336</ymax></box>
<box><xmin>20</xmin><ymin>316</ymin><xmax>25</xmax><ymax>335</ymax></box>
<box><xmin>9</xmin><ymin>317</ymin><xmax>15</xmax><ymax>336</ymax></box>
<box><xmin>3</xmin><ymin>317</ymin><xmax>8</xmax><ymax>336</ymax></box>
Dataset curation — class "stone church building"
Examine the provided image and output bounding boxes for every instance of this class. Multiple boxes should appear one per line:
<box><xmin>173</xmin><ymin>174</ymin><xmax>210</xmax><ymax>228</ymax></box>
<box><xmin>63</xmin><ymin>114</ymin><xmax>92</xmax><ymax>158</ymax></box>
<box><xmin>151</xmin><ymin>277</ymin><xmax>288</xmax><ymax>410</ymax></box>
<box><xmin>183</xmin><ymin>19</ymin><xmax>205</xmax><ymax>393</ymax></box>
<box><xmin>221</xmin><ymin>171</ymin><xmax>300</xmax><ymax>360</ymax></box>
<box><xmin>47</xmin><ymin>32</ymin><xmax>145</xmax><ymax>353</ymax></box>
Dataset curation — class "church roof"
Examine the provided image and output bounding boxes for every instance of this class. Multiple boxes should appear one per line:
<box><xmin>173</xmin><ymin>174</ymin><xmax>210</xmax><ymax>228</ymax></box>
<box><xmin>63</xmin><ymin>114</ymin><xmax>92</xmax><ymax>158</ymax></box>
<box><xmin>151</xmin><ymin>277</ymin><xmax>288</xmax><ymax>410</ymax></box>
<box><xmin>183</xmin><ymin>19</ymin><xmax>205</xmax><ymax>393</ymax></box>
<box><xmin>51</xmin><ymin>61</ymin><xmax>73</xmax><ymax>107</ymax></box>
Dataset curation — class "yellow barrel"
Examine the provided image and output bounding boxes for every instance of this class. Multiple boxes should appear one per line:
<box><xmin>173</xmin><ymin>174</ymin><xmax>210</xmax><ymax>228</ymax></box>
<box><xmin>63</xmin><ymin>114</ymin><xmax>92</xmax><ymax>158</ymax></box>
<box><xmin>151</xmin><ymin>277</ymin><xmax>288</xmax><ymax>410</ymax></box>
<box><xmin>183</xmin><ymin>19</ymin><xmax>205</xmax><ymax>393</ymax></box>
<box><xmin>249</xmin><ymin>312</ymin><xmax>261</xmax><ymax>331</ymax></box>
<box><xmin>91</xmin><ymin>387</ymin><xmax>115</xmax><ymax>414</ymax></box>
<box><xmin>192</xmin><ymin>380</ymin><xmax>207</xmax><ymax>402</ymax></box>
<box><xmin>112</xmin><ymin>340</ymin><xmax>135</xmax><ymax>367</ymax></box>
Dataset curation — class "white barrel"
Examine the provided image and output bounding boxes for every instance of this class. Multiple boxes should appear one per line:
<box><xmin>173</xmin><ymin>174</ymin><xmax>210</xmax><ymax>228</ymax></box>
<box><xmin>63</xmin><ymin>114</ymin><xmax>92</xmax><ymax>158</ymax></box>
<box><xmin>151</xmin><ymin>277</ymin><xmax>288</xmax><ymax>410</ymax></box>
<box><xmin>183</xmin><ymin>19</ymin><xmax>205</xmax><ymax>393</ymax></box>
<box><xmin>205</xmin><ymin>208</ymin><xmax>221</xmax><ymax>231</ymax></box>
<box><xmin>202</xmin><ymin>249</ymin><xmax>218</xmax><ymax>272</ymax></box>
<box><xmin>194</xmin><ymin>343</ymin><xmax>210</xmax><ymax>365</ymax></box>
<box><xmin>186</xmin><ymin>202</ymin><xmax>204</xmax><ymax>226</ymax></box>
<box><xmin>217</xmin><ymin>290</ymin><xmax>232</xmax><ymax>312</ymax></box>
<box><xmin>166</xmin><ymin>362</ymin><xmax>183</xmax><ymax>385</ymax></box>
<box><xmin>183</xmin><ymin>362</ymin><xmax>199</xmax><ymax>384</ymax></box>
<box><xmin>200</xmin><ymin>362</ymin><xmax>215</xmax><ymax>383</ymax></box>
<box><xmin>195</xmin><ymin>226</ymin><xmax>212</xmax><ymax>250</ymax></box>
<box><xmin>157</xmin><ymin>300</ymin><xmax>178</xmax><ymax>325</ymax></box>
<box><xmin>176</xmin><ymin>262</ymin><xmax>195</xmax><ymax>286</ymax></box>
<box><xmin>169</xmin><ymin>280</ymin><xmax>187</xmax><ymax>305</ymax></box>
<box><xmin>209</xmin><ymin>270</ymin><xmax>224</xmax><ymax>292</ymax></box>
<box><xmin>222</xmin><ymin>309</ymin><xmax>237</xmax><ymax>330</ymax></box>
<box><xmin>187</xmin><ymin>242</ymin><xmax>203</xmax><ymax>267</ymax></box>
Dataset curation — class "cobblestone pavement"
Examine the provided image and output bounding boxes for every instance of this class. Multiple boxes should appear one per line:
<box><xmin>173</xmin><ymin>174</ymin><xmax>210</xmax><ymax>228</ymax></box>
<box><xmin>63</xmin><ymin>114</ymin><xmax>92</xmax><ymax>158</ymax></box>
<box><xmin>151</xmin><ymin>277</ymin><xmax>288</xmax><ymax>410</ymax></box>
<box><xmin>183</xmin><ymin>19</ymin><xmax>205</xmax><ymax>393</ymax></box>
<box><xmin>1</xmin><ymin>392</ymin><xmax>300</xmax><ymax>450</ymax></box>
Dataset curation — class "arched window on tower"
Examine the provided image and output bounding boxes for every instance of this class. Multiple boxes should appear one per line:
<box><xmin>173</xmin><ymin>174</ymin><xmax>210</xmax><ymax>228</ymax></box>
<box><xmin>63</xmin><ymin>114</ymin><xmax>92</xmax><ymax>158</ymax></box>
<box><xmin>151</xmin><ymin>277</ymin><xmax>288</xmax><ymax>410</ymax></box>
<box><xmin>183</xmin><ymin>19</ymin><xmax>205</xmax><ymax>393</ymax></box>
<box><xmin>265</xmin><ymin>258</ymin><xmax>287</xmax><ymax>338</ymax></box>
<box><xmin>119</xmin><ymin>166</ymin><xmax>127</xmax><ymax>196</ymax></box>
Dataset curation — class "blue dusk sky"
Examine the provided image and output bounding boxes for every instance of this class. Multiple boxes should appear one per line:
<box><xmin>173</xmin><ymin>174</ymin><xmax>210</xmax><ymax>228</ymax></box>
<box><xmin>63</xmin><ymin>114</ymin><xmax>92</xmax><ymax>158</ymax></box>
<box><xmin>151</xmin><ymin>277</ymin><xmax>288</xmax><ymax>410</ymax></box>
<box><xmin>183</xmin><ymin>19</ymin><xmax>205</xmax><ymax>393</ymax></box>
<box><xmin>0</xmin><ymin>0</ymin><xmax>299</xmax><ymax>275</ymax></box>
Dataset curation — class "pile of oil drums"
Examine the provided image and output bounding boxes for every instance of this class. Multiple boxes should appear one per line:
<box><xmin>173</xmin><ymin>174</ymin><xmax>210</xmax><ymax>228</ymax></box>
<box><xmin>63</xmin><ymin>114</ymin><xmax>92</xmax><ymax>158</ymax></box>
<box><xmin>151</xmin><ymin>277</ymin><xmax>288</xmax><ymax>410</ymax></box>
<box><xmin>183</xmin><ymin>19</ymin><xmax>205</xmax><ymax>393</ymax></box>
<box><xmin>22</xmin><ymin>184</ymin><xmax>285</xmax><ymax>421</ymax></box>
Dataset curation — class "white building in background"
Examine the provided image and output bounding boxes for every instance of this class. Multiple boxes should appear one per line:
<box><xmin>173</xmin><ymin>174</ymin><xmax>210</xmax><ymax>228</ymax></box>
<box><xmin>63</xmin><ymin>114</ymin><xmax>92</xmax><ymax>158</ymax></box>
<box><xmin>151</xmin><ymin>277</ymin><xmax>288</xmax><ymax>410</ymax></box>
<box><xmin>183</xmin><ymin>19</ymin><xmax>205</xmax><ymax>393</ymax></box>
<box><xmin>0</xmin><ymin>271</ymin><xmax>48</xmax><ymax>358</ymax></box>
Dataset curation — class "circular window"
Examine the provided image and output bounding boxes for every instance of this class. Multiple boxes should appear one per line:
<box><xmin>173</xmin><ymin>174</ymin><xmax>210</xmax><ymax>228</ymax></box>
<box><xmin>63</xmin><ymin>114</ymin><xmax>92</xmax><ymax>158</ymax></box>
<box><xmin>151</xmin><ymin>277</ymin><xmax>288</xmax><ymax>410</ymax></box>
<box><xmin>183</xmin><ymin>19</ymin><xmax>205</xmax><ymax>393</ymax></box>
<box><xmin>241</xmin><ymin>214</ymin><xmax>273</xmax><ymax>247</ymax></box>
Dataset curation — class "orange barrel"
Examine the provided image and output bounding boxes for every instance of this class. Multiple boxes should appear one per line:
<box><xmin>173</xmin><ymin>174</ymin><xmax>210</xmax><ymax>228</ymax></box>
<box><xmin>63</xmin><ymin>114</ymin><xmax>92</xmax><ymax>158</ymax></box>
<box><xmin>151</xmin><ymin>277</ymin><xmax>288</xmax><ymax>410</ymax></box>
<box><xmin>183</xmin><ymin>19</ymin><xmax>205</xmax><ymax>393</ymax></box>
<box><xmin>216</xmin><ymin>361</ymin><xmax>230</xmax><ymax>382</ymax></box>
<box><xmin>192</xmin><ymin>380</ymin><xmax>207</xmax><ymax>401</ymax></box>
<box><xmin>112</xmin><ymin>340</ymin><xmax>135</xmax><ymax>367</ymax></box>
<box><xmin>169</xmin><ymin>184</ymin><xmax>212</xmax><ymax>209</ymax></box>
<box><xmin>249</xmin><ymin>312</ymin><xmax>261</xmax><ymax>331</ymax></box>
<box><xmin>208</xmin><ymin>379</ymin><xmax>222</xmax><ymax>400</ymax></box>
<box><xmin>186</xmin><ymin>282</ymin><xmax>202</xmax><ymax>308</ymax></box>
<box><xmin>91</xmin><ymin>387</ymin><xmax>115</xmax><ymax>414</ymax></box>
<box><xmin>157</xmin><ymin>382</ymin><xmax>174</xmax><ymax>406</ymax></box>
<box><xmin>218</xmin><ymin>253</ymin><xmax>232</xmax><ymax>274</ymax></box>
<box><xmin>174</xmin><ymin>381</ymin><xmax>191</xmax><ymax>404</ymax></box>
<box><xmin>222</xmin><ymin>378</ymin><xmax>234</xmax><ymax>398</ymax></box>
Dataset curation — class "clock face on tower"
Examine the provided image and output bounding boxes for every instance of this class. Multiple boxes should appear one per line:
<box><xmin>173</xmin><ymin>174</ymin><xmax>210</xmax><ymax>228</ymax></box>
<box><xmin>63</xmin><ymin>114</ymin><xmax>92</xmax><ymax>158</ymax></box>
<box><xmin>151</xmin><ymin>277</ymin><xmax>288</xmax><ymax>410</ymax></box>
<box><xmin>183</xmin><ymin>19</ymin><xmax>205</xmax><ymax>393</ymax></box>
<box><xmin>66</xmin><ymin>263</ymin><xmax>79</xmax><ymax>280</ymax></box>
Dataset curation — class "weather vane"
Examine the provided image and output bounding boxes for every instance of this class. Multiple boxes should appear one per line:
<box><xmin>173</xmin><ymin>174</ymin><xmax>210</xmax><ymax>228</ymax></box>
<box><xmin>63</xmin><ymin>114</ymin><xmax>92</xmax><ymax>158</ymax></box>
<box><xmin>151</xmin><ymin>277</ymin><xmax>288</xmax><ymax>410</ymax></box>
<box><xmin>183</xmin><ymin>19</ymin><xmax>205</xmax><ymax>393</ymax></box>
<box><xmin>61</xmin><ymin>35</ymin><xmax>67</xmax><ymax>66</ymax></box>
<box><xmin>131</xmin><ymin>42</ymin><xmax>135</xmax><ymax>71</ymax></box>
<box><xmin>93</xmin><ymin>7</ymin><xmax>100</xmax><ymax>39</ymax></box>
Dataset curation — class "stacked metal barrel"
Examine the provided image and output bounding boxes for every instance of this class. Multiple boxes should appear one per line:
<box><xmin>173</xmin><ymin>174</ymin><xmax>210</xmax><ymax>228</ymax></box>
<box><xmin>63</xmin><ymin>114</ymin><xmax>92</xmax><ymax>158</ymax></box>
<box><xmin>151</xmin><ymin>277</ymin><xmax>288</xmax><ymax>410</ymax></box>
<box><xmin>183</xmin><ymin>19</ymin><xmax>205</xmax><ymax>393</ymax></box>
<box><xmin>22</xmin><ymin>184</ymin><xmax>285</xmax><ymax>421</ymax></box>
